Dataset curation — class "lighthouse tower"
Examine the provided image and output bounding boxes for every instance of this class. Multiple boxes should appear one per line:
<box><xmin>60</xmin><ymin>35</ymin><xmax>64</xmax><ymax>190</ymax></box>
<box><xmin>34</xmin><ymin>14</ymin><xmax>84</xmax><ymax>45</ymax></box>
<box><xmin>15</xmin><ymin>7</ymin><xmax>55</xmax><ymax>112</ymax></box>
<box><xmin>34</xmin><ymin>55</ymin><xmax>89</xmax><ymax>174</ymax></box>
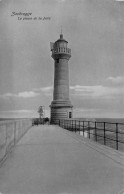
<box><xmin>50</xmin><ymin>34</ymin><xmax>73</xmax><ymax>124</ymax></box>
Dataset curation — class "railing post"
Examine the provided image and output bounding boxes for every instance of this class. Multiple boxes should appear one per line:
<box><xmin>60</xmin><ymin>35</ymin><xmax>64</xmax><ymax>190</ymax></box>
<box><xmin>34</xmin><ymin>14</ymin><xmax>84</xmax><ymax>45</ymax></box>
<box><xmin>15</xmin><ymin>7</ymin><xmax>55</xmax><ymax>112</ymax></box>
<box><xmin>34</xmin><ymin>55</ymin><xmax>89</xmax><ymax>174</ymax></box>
<box><xmin>88</xmin><ymin>121</ymin><xmax>90</xmax><ymax>139</ymax></box>
<box><xmin>83</xmin><ymin>121</ymin><xmax>84</xmax><ymax>136</ymax></box>
<box><xmin>14</xmin><ymin>122</ymin><xmax>16</xmax><ymax>145</ymax></box>
<box><xmin>75</xmin><ymin>120</ymin><xmax>76</xmax><ymax>133</ymax></box>
<box><xmin>5</xmin><ymin>124</ymin><xmax>8</xmax><ymax>154</ymax></box>
<box><xmin>116</xmin><ymin>123</ymin><xmax>118</xmax><ymax>150</ymax></box>
<box><xmin>72</xmin><ymin>120</ymin><xmax>73</xmax><ymax>131</ymax></box>
<box><xmin>95</xmin><ymin>122</ymin><xmax>97</xmax><ymax>142</ymax></box>
<box><xmin>104</xmin><ymin>122</ymin><xmax>106</xmax><ymax>145</ymax></box>
<box><xmin>79</xmin><ymin>120</ymin><xmax>80</xmax><ymax>134</ymax></box>
<box><xmin>72</xmin><ymin>120</ymin><xmax>74</xmax><ymax>131</ymax></box>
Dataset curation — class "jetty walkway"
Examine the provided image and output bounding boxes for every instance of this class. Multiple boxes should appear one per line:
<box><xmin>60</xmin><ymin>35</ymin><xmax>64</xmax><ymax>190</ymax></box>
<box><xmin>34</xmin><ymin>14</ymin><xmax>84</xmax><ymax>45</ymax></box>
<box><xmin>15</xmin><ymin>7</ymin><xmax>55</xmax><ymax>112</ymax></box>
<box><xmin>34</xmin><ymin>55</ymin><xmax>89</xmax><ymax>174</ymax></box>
<box><xmin>0</xmin><ymin>124</ymin><xmax>124</xmax><ymax>194</ymax></box>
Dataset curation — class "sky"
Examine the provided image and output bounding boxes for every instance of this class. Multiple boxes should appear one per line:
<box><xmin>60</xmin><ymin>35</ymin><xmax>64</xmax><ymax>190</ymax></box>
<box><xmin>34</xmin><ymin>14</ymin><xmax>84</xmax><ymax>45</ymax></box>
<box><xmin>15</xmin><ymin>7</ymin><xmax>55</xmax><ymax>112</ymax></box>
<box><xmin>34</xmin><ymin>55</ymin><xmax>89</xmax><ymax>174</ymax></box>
<box><xmin>0</xmin><ymin>0</ymin><xmax>124</xmax><ymax>118</ymax></box>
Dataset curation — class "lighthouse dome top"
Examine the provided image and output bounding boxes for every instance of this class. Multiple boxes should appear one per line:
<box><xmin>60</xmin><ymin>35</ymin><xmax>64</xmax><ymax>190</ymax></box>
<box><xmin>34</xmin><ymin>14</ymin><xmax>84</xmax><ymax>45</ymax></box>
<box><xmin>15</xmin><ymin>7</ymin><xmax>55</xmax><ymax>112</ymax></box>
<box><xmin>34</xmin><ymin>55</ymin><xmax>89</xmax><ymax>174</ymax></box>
<box><xmin>55</xmin><ymin>34</ymin><xmax>68</xmax><ymax>43</ymax></box>
<box><xmin>50</xmin><ymin>33</ymin><xmax>71</xmax><ymax>58</ymax></box>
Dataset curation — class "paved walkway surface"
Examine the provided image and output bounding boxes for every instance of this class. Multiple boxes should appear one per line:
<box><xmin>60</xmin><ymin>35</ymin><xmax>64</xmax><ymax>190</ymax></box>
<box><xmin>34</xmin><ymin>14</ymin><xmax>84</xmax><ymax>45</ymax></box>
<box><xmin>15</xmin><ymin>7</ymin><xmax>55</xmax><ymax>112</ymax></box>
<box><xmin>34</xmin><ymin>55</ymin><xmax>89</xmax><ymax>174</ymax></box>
<box><xmin>0</xmin><ymin>125</ymin><xmax>124</xmax><ymax>194</ymax></box>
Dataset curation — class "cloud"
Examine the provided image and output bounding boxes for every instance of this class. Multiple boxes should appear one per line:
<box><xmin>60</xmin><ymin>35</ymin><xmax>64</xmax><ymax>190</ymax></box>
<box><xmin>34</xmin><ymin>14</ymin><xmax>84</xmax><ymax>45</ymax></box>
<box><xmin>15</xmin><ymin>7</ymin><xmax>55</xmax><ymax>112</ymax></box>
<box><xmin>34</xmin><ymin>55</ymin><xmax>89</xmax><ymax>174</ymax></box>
<box><xmin>0</xmin><ymin>86</ymin><xmax>53</xmax><ymax>99</ymax></box>
<box><xmin>70</xmin><ymin>85</ymin><xmax>103</xmax><ymax>93</ymax></box>
<box><xmin>18</xmin><ymin>91</ymin><xmax>39</xmax><ymax>98</ymax></box>
<box><xmin>0</xmin><ymin>110</ymin><xmax>34</xmax><ymax>113</ymax></box>
<box><xmin>0</xmin><ymin>79</ymin><xmax>123</xmax><ymax>101</ymax></box>
<box><xmin>0</xmin><ymin>91</ymin><xmax>39</xmax><ymax>99</ymax></box>
<box><xmin>106</xmin><ymin>76</ymin><xmax>124</xmax><ymax>85</ymax></box>
<box><xmin>70</xmin><ymin>85</ymin><xmax>105</xmax><ymax>98</ymax></box>
<box><xmin>33</xmin><ymin>86</ymin><xmax>53</xmax><ymax>96</ymax></box>
<box><xmin>4</xmin><ymin>93</ymin><xmax>17</xmax><ymax>97</ymax></box>
<box><xmin>56</xmin><ymin>0</ymin><xmax>66</xmax><ymax>2</ymax></box>
<box><xmin>70</xmin><ymin>76</ymin><xmax>124</xmax><ymax>99</ymax></box>
<box><xmin>33</xmin><ymin>86</ymin><xmax>53</xmax><ymax>92</ymax></box>
<box><xmin>40</xmin><ymin>86</ymin><xmax>53</xmax><ymax>92</ymax></box>
<box><xmin>70</xmin><ymin>84</ymin><xmax>124</xmax><ymax>99</ymax></box>
<box><xmin>115</xmin><ymin>0</ymin><xmax>124</xmax><ymax>1</ymax></box>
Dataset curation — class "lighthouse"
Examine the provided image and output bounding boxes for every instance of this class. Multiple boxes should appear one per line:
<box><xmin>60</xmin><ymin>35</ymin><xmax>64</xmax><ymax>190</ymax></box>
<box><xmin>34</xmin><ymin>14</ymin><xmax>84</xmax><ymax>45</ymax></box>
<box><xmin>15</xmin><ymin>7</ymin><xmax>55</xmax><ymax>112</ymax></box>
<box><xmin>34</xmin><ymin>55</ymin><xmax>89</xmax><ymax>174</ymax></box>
<box><xmin>50</xmin><ymin>34</ymin><xmax>73</xmax><ymax>124</ymax></box>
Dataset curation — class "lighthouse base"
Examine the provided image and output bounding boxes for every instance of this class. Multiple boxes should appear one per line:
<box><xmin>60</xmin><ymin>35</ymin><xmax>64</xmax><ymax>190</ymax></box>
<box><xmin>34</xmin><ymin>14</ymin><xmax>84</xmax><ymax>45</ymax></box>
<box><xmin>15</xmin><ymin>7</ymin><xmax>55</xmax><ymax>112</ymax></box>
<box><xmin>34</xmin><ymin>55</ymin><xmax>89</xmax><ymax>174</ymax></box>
<box><xmin>50</xmin><ymin>100</ymin><xmax>73</xmax><ymax>124</ymax></box>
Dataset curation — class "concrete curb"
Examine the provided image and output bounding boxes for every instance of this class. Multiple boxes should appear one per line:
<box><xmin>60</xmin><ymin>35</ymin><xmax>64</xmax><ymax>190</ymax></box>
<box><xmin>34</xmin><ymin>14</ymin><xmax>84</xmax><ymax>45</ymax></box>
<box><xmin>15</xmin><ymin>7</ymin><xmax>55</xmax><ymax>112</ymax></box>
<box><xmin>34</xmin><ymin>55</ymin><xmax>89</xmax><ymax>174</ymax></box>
<box><xmin>59</xmin><ymin>126</ymin><xmax>124</xmax><ymax>167</ymax></box>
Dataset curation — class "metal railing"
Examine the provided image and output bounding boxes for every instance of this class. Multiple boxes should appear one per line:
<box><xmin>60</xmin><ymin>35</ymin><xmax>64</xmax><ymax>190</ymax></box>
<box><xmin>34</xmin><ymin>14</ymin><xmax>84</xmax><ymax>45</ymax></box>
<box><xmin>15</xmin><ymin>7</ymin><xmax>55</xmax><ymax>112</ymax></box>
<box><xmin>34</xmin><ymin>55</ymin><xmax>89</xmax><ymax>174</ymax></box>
<box><xmin>0</xmin><ymin>119</ymin><xmax>32</xmax><ymax>165</ymax></box>
<box><xmin>52</xmin><ymin>47</ymin><xmax>71</xmax><ymax>55</ymax></box>
<box><xmin>57</xmin><ymin>119</ymin><xmax>124</xmax><ymax>152</ymax></box>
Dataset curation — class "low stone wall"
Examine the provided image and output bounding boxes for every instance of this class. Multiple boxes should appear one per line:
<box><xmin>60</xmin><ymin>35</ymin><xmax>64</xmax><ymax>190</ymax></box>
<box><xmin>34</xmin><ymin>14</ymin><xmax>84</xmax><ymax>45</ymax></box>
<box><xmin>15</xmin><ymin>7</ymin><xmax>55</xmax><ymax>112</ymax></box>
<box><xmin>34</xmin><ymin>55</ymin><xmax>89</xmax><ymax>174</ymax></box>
<box><xmin>0</xmin><ymin>119</ymin><xmax>32</xmax><ymax>165</ymax></box>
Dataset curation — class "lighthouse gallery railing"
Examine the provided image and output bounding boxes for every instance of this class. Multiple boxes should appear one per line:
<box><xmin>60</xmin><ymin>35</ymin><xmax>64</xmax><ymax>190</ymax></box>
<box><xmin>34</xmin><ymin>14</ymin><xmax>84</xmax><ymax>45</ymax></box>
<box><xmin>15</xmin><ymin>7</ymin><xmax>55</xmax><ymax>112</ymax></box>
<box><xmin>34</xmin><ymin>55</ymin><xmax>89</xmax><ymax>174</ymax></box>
<box><xmin>52</xmin><ymin>47</ymin><xmax>71</xmax><ymax>55</ymax></box>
